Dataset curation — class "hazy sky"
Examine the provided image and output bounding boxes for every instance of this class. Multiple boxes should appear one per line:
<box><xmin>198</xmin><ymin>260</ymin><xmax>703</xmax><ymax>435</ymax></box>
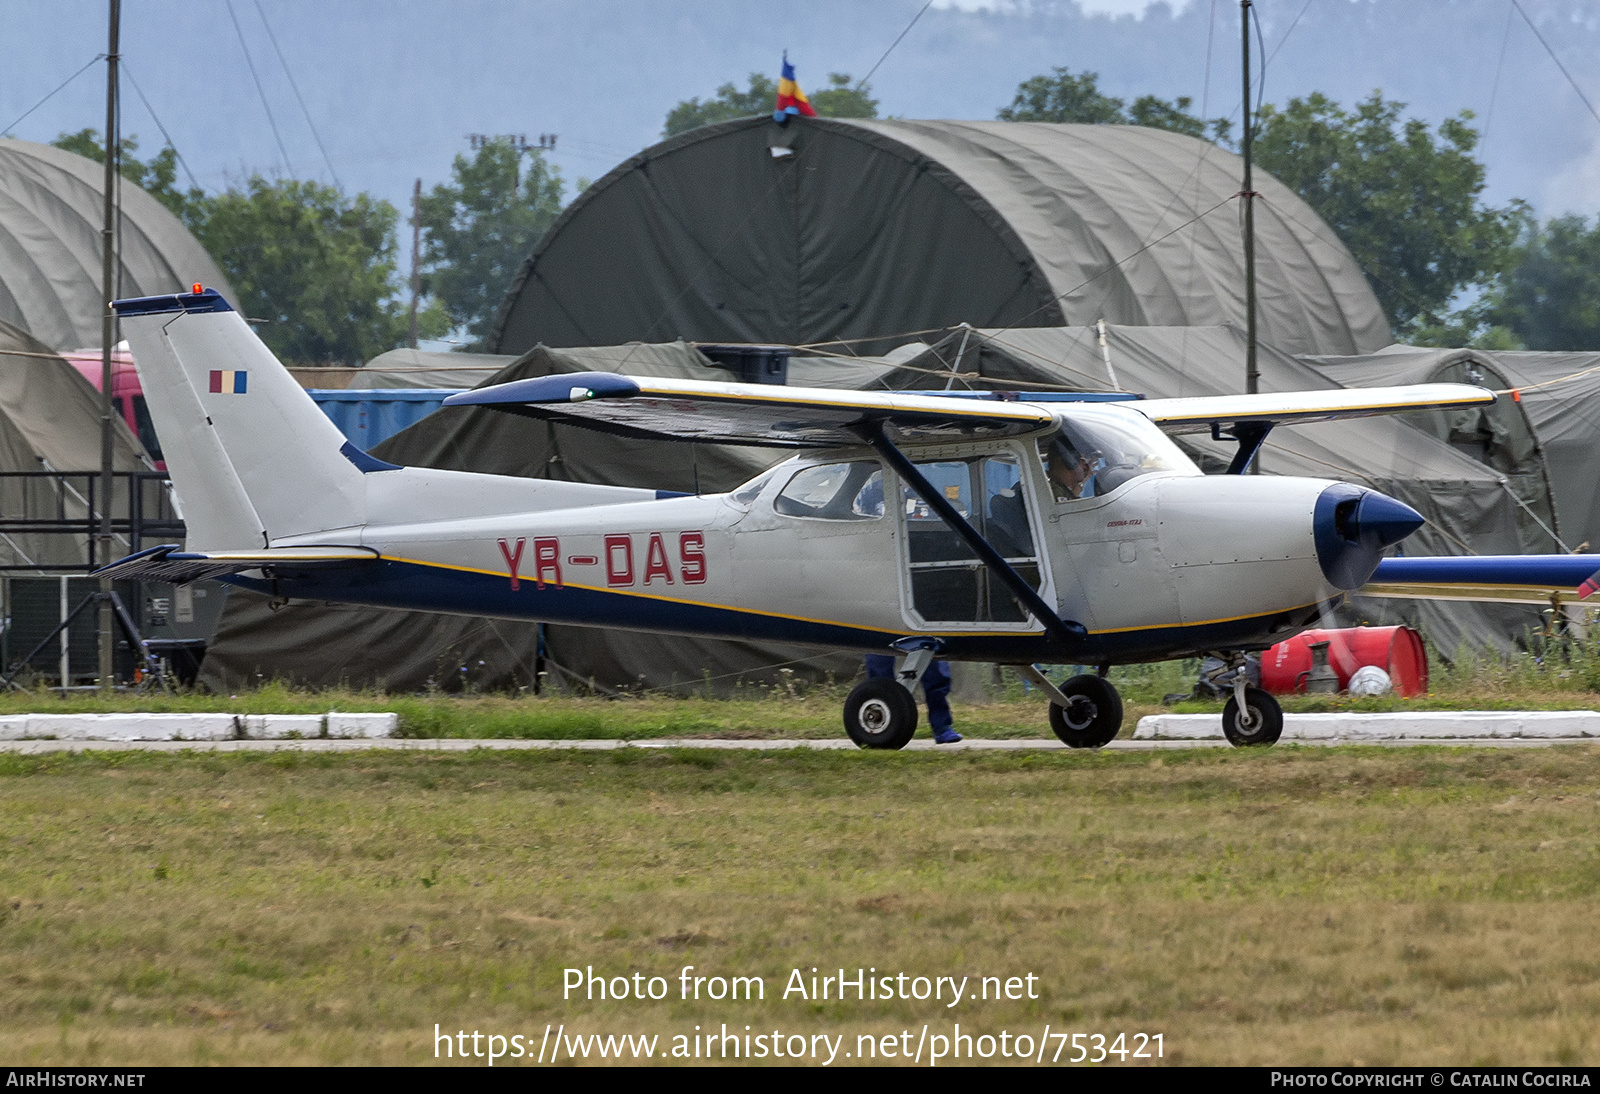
<box><xmin>5</xmin><ymin>0</ymin><xmax>1598</xmax><ymax>254</ymax></box>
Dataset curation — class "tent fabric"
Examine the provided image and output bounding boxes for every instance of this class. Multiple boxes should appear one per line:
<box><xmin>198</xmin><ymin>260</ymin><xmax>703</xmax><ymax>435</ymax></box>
<box><xmin>1305</xmin><ymin>347</ymin><xmax>1600</xmax><ymax>556</ymax></box>
<box><xmin>200</xmin><ymin>342</ymin><xmax>869</xmax><ymax>694</ymax></box>
<box><xmin>490</xmin><ymin>118</ymin><xmax>1390</xmax><ymax>358</ymax></box>
<box><xmin>0</xmin><ymin>139</ymin><xmax>235</xmax><ymax>351</ymax></box>
<box><xmin>353</xmin><ymin>348</ymin><xmax>517</xmax><ymax>390</ymax></box>
<box><xmin>0</xmin><ymin>320</ymin><xmax>153</xmax><ymax>571</ymax></box>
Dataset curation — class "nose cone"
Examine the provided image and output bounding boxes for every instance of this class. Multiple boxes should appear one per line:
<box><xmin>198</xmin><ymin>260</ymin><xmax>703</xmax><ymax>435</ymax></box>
<box><xmin>1355</xmin><ymin>492</ymin><xmax>1424</xmax><ymax>548</ymax></box>
<box><xmin>1315</xmin><ymin>485</ymin><xmax>1425</xmax><ymax>590</ymax></box>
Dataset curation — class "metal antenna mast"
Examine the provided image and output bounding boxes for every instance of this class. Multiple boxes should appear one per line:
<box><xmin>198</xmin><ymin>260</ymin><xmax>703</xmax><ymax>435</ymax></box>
<box><xmin>1241</xmin><ymin>0</ymin><xmax>1258</xmax><ymax>399</ymax></box>
<box><xmin>98</xmin><ymin>0</ymin><xmax>121</xmax><ymax>689</ymax></box>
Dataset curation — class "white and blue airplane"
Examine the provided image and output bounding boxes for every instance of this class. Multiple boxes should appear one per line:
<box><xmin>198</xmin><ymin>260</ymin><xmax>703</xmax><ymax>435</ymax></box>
<box><xmin>102</xmin><ymin>287</ymin><xmax>1600</xmax><ymax>748</ymax></box>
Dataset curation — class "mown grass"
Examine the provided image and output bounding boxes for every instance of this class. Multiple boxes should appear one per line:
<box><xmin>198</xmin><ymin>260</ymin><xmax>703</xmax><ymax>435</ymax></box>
<box><xmin>0</xmin><ymin>646</ymin><xmax>1597</xmax><ymax>742</ymax></box>
<box><xmin>2</xmin><ymin>745</ymin><xmax>1600</xmax><ymax>1065</ymax></box>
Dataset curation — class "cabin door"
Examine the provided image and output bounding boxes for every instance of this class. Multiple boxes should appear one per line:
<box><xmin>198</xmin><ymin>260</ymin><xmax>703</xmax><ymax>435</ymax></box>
<box><xmin>899</xmin><ymin>454</ymin><xmax>1043</xmax><ymax>625</ymax></box>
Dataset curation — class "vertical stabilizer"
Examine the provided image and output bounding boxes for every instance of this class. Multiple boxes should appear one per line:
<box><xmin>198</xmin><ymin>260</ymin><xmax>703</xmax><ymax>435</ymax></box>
<box><xmin>114</xmin><ymin>288</ymin><xmax>369</xmax><ymax>550</ymax></box>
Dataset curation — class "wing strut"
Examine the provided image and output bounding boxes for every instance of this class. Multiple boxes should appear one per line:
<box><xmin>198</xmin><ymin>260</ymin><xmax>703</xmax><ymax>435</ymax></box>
<box><xmin>852</xmin><ymin>421</ymin><xmax>1089</xmax><ymax>652</ymax></box>
<box><xmin>1217</xmin><ymin>422</ymin><xmax>1273</xmax><ymax>475</ymax></box>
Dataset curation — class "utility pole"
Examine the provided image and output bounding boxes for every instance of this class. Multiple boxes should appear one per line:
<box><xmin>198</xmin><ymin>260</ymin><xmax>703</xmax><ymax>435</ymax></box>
<box><xmin>1241</xmin><ymin>0</ymin><xmax>1258</xmax><ymax>399</ymax></box>
<box><xmin>408</xmin><ymin>177</ymin><xmax>421</xmax><ymax>349</ymax></box>
<box><xmin>98</xmin><ymin>0</ymin><xmax>120</xmax><ymax>689</ymax></box>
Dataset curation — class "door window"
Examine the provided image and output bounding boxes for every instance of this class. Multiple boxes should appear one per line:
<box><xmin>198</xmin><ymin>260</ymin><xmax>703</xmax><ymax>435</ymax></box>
<box><xmin>903</xmin><ymin>455</ymin><xmax>1040</xmax><ymax>623</ymax></box>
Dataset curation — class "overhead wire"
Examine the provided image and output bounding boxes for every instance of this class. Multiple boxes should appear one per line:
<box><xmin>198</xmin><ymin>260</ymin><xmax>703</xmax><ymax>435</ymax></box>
<box><xmin>224</xmin><ymin>0</ymin><xmax>294</xmax><ymax>176</ymax></box>
<box><xmin>1480</xmin><ymin>0</ymin><xmax>1516</xmax><ymax>155</ymax></box>
<box><xmin>2</xmin><ymin>54</ymin><xmax>105</xmax><ymax>136</ymax></box>
<box><xmin>121</xmin><ymin>62</ymin><xmax>202</xmax><ymax>193</ymax></box>
<box><xmin>1509</xmin><ymin>0</ymin><xmax>1600</xmax><ymax>133</ymax></box>
<box><xmin>854</xmin><ymin>0</ymin><xmax>934</xmax><ymax>93</ymax></box>
<box><xmin>251</xmin><ymin>0</ymin><xmax>342</xmax><ymax>189</ymax></box>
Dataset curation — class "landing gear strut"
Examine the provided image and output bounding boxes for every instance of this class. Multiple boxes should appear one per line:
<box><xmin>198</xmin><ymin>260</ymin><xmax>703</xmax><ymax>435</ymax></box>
<box><xmin>1021</xmin><ymin>665</ymin><xmax>1123</xmax><ymax>748</ymax></box>
<box><xmin>1204</xmin><ymin>652</ymin><xmax>1283</xmax><ymax>747</ymax></box>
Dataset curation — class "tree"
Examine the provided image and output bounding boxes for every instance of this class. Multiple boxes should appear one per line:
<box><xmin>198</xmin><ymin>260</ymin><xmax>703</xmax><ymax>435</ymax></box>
<box><xmin>998</xmin><ymin>67</ymin><xmax>1231</xmax><ymax>142</ymax></box>
<box><xmin>52</xmin><ymin>128</ymin><xmax>200</xmax><ymax>220</ymax></box>
<box><xmin>1251</xmin><ymin>93</ymin><xmax>1525</xmax><ymax>333</ymax></box>
<box><xmin>188</xmin><ymin>178</ymin><xmax>408</xmax><ymax>365</ymax></box>
<box><xmin>417</xmin><ymin>137</ymin><xmax>566</xmax><ymax>348</ymax></box>
<box><xmin>998</xmin><ymin>68</ymin><xmax>1127</xmax><ymax>125</ymax></box>
<box><xmin>663</xmin><ymin>72</ymin><xmax>877</xmax><ymax>138</ymax></box>
<box><xmin>1484</xmin><ymin>215</ymin><xmax>1600</xmax><ymax>350</ymax></box>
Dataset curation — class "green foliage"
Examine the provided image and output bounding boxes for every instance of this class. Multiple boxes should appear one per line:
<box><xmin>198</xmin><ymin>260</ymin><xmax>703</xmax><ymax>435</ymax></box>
<box><xmin>1251</xmin><ymin>93</ymin><xmax>1526</xmax><ymax>331</ymax></box>
<box><xmin>53</xmin><ymin>129</ymin><xmax>413</xmax><ymax>363</ymax></box>
<box><xmin>808</xmin><ymin>72</ymin><xmax>879</xmax><ymax>119</ymax></box>
<box><xmin>416</xmin><ymin>137</ymin><xmax>565</xmax><ymax>347</ymax></box>
<box><xmin>1404</xmin><ymin>308</ymin><xmax>1523</xmax><ymax>350</ymax></box>
<box><xmin>998</xmin><ymin>67</ymin><xmax>1231</xmax><ymax>142</ymax></box>
<box><xmin>1484</xmin><ymin>214</ymin><xmax>1600</xmax><ymax>351</ymax></box>
<box><xmin>187</xmin><ymin>178</ymin><xmax>407</xmax><ymax>365</ymax></box>
<box><xmin>662</xmin><ymin>72</ymin><xmax>877</xmax><ymax>138</ymax></box>
<box><xmin>51</xmin><ymin>128</ymin><xmax>200</xmax><ymax>220</ymax></box>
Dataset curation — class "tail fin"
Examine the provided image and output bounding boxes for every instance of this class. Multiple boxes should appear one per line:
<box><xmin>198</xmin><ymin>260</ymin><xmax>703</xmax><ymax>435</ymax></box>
<box><xmin>114</xmin><ymin>288</ymin><xmax>370</xmax><ymax>551</ymax></box>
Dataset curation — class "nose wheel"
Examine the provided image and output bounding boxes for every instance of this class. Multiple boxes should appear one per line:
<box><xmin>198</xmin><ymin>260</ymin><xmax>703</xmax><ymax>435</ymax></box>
<box><xmin>1222</xmin><ymin>686</ymin><xmax>1283</xmax><ymax>746</ymax></box>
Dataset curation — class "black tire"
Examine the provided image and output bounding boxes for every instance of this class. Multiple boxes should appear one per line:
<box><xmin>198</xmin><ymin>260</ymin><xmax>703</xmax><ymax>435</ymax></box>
<box><xmin>843</xmin><ymin>678</ymin><xmax>918</xmax><ymax>750</ymax></box>
<box><xmin>1222</xmin><ymin>687</ymin><xmax>1284</xmax><ymax>747</ymax></box>
<box><xmin>1047</xmin><ymin>674</ymin><xmax>1123</xmax><ymax>748</ymax></box>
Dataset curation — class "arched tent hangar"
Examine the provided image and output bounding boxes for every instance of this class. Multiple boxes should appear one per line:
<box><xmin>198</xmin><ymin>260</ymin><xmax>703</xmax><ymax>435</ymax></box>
<box><xmin>491</xmin><ymin>117</ymin><xmax>1390</xmax><ymax>357</ymax></box>
<box><xmin>0</xmin><ymin>138</ymin><xmax>234</xmax><ymax>352</ymax></box>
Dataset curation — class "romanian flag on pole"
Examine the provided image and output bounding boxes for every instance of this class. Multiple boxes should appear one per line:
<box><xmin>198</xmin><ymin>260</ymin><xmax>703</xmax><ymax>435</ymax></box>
<box><xmin>774</xmin><ymin>52</ymin><xmax>817</xmax><ymax>120</ymax></box>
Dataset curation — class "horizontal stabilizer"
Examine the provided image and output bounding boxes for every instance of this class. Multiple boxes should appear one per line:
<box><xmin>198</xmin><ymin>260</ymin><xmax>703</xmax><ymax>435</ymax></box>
<box><xmin>97</xmin><ymin>544</ymin><xmax>381</xmax><ymax>585</ymax></box>
<box><xmin>1363</xmin><ymin>555</ymin><xmax>1600</xmax><ymax>605</ymax></box>
<box><xmin>443</xmin><ymin>371</ymin><xmax>1054</xmax><ymax>447</ymax></box>
<box><xmin>1136</xmin><ymin>384</ymin><xmax>1495</xmax><ymax>434</ymax></box>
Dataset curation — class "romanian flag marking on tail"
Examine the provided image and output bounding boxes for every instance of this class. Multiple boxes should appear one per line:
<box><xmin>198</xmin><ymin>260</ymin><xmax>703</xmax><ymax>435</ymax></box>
<box><xmin>775</xmin><ymin>53</ymin><xmax>817</xmax><ymax>119</ymax></box>
<box><xmin>209</xmin><ymin>369</ymin><xmax>247</xmax><ymax>394</ymax></box>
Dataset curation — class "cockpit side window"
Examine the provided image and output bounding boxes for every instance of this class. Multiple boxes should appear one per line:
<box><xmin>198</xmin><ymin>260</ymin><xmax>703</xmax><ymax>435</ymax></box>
<box><xmin>729</xmin><ymin>469</ymin><xmax>777</xmax><ymax>507</ymax></box>
<box><xmin>773</xmin><ymin>461</ymin><xmax>884</xmax><ymax>520</ymax></box>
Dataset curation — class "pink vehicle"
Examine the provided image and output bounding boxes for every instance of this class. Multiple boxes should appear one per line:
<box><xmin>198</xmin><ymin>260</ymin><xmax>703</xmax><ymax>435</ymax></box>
<box><xmin>63</xmin><ymin>344</ymin><xmax>164</xmax><ymax>470</ymax></box>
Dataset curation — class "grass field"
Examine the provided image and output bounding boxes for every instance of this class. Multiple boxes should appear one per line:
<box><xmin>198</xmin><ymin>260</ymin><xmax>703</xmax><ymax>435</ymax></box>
<box><xmin>0</xmin><ymin>645</ymin><xmax>1597</xmax><ymax>742</ymax></box>
<box><xmin>4</xmin><ymin>744</ymin><xmax>1600</xmax><ymax>1066</ymax></box>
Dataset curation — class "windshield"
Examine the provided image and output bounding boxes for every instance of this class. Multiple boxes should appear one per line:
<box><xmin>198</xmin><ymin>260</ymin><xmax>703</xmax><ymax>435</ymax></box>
<box><xmin>1037</xmin><ymin>404</ymin><xmax>1198</xmax><ymax>502</ymax></box>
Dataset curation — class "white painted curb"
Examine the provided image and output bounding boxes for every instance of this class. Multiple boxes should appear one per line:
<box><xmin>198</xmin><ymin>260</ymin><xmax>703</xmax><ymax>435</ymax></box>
<box><xmin>0</xmin><ymin>712</ymin><xmax>397</xmax><ymax>741</ymax></box>
<box><xmin>1135</xmin><ymin>710</ymin><xmax>1600</xmax><ymax>740</ymax></box>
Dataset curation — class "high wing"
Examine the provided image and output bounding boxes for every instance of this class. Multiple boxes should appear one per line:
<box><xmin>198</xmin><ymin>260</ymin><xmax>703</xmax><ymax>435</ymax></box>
<box><xmin>442</xmin><ymin>372</ymin><xmax>1055</xmax><ymax>447</ymax></box>
<box><xmin>98</xmin><ymin>544</ymin><xmax>382</xmax><ymax>585</ymax></box>
<box><xmin>1363</xmin><ymin>555</ymin><xmax>1600</xmax><ymax>606</ymax></box>
<box><xmin>1132</xmin><ymin>384</ymin><xmax>1496</xmax><ymax>434</ymax></box>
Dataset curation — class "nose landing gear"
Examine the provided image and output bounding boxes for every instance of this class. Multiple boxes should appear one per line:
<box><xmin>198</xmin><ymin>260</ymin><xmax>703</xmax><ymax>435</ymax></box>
<box><xmin>1204</xmin><ymin>652</ymin><xmax>1284</xmax><ymax>747</ymax></box>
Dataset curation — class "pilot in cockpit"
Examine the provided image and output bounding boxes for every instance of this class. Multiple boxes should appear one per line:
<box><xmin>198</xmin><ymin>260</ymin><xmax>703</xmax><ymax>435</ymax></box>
<box><xmin>1044</xmin><ymin>436</ymin><xmax>1099</xmax><ymax>501</ymax></box>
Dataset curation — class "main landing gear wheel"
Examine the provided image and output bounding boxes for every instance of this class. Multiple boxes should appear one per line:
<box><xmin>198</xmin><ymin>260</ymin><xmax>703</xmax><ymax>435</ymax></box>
<box><xmin>1047</xmin><ymin>674</ymin><xmax>1124</xmax><ymax>749</ymax></box>
<box><xmin>1222</xmin><ymin>687</ymin><xmax>1284</xmax><ymax>747</ymax></box>
<box><xmin>843</xmin><ymin>678</ymin><xmax>918</xmax><ymax>750</ymax></box>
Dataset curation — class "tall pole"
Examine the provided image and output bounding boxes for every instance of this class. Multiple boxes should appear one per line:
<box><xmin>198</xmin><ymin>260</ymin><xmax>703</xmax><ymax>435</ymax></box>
<box><xmin>408</xmin><ymin>178</ymin><xmax>421</xmax><ymax>349</ymax></box>
<box><xmin>98</xmin><ymin>0</ymin><xmax>121</xmax><ymax>690</ymax></box>
<box><xmin>1241</xmin><ymin>0</ymin><xmax>1258</xmax><ymax>399</ymax></box>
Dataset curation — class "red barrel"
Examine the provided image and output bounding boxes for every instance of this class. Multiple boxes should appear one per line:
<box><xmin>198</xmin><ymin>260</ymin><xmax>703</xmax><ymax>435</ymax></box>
<box><xmin>1260</xmin><ymin>626</ymin><xmax>1428</xmax><ymax>697</ymax></box>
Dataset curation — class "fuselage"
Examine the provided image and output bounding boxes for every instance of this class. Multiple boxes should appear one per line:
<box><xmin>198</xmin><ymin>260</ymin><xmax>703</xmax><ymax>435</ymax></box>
<box><xmin>253</xmin><ymin>402</ymin><xmax>1379</xmax><ymax>664</ymax></box>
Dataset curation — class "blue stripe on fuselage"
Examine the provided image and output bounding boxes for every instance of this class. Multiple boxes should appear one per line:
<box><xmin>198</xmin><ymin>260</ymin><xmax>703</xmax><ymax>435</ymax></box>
<box><xmin>228</xmin><ymin>558</ymin><xmax>1319</xmax><ymax>664</ymax></box>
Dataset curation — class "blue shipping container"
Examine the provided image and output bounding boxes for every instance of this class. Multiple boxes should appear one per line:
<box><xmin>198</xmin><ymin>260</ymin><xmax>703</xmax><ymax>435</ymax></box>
<box><xmin>307</xmin><ymin>390</ymin><xmax>457</xmax><ymax>449</ymax></box>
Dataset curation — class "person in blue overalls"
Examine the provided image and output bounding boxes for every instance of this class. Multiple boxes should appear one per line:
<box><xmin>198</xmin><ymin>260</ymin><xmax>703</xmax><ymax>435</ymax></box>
<box><xmin>863</xmin><ymin>654</ymin><xmax>961</xmax><ymax>743</ymax></box>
